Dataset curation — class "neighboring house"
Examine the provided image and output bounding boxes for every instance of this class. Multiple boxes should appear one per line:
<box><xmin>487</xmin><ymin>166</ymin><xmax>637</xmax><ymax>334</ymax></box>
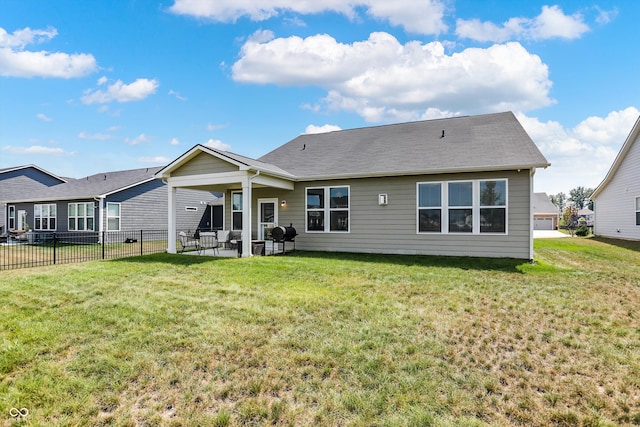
<box><xmin>533</xmin><ymin>192</ymin><xmax>559</xmax><ymax>230</ymax></box>
<box><xmin>3</xmin><ymin>166</ymin><xmax>219</xmax><ymax>238</ymax></box>
<box><xmin>0</xmin><ymin>165</ymin><xmax>68</xmax><ymax>234</ymax></box>
<box><xmin>577</xmin><ymin>207</ymin><xmax>594</xmax><ymax>227</ymax></box>
<box><xmin>156</xmin><ymin>112</ymin><xmax>550</xmax><ymax>259</ymax></box>
<box><xmin>591</xmin><ymin>115</ymin><xmax>640</xmax><ymax>240</ymax></box>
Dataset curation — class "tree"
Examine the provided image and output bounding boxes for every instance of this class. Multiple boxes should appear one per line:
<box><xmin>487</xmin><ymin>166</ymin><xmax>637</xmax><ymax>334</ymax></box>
<box><xmin>569</xmin><ymin>187</ymin><xmax>594</xmax><ymax>210</ymax></box>
<box><xmin>553</xmin><ymin>192</ymin><xmax>567</xmax><ymax>213</ymax></box>
<box><xmin>561</xmin><ymin>206</ymin><xmax>579</xmax><ymax>236</ymax></box>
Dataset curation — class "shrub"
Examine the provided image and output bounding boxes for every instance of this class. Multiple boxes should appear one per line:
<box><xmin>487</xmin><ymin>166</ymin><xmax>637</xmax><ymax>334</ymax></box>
<box><xmin>575</xmin><ymin>226</ymin><xmax>590</xmax><ymax>237</ymax></box>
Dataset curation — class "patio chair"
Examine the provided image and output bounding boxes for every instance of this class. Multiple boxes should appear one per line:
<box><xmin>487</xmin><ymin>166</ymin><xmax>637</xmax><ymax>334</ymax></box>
<box><xmin>217</xmin><ymin>230</ymin><xmax>230</xmax><ymax>249</ymax></box>
<box><xmin>178</xmin><ymin>231</ymin><xmax>200</xmax><ymax>254</ymax></box>
<box><xmin>199</xmin><ymin>232</ymin><xmax>219</xmax><ymax>255</ymax></box>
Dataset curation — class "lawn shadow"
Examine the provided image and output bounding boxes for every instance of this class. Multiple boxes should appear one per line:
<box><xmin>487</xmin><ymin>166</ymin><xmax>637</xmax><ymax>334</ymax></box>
<box><xmin>110</xmin><ymin>252</ymin><xmax>231</xmax><ymax>266</ymax></box>
<box><xmin>110</xmin><ymin>250</ymin><xmax>527</xmax><ymax>273</ymax></box>
<box><xmin>287</xmin><ymin>250</ymin><xmax>527</xmax><ymax>273</ymax></box>
<box><xmin>592</xmin><ymin>236</ymin><xmax>640</xmax><ymax>253</ymax></box>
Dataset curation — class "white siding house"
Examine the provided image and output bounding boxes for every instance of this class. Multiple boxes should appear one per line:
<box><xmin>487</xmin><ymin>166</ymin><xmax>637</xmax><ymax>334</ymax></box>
<box><xmin>591</xmin><ymin>116</ymin><xmax>640</xmax><ymax>240</ymax></box>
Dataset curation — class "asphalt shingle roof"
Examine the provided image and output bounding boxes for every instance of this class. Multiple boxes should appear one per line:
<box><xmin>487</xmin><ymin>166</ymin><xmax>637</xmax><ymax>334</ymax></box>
<box><xmin>5</xmin><ymin>166</ymin><xmax>163</xmax><ymax>202</ymax></box>
<box><xmin>533</xmin><ymin>192</ymin><xmax>559</xmax><ymax>215</ymax></box>
<box><xmin>259</xmin><ymin>112</ymin><xmax>549</xmax><ymax>180</ymax></box>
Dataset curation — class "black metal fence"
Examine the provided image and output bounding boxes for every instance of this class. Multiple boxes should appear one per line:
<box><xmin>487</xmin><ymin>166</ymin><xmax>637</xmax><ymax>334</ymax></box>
<box><xmin>0</xmin><ymin>230</ymin><xmax>169</xmax><ymax>271</ymax></box>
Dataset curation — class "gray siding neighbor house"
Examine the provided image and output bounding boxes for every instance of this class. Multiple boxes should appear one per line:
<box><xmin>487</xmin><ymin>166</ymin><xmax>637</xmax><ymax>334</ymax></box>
<box><xmin>156</xmin><ymin>112</ymin><xmax>550</xmax><ymax>259</ymax></box>
<box><xmin>591</xmin><ymin>115</ymin><xmax>640</xmax><ymax>240</ymax></box>
<box><xmin>3</xmin><ymin>166</ymin><xmax>217</xmax><ymax>238</ymax></box>
<box><xmin>1</xmin><ymin>165</ymin><xmax>67</xmax><ymax>234</ymax></box>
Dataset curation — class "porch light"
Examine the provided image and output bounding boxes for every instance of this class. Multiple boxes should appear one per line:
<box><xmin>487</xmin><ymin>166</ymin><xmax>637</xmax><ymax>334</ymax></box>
<box><xmin>280</xmin><ymin>200</ymin><xmax>287</xmax><ymax>207</ymax></box>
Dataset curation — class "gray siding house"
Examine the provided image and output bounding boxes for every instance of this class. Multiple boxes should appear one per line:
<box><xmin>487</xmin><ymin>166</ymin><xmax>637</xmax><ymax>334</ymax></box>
<box><xmin>4</xmin><ymin>166</ymin><xmax>217</xmax><ymax>237</ymax></box>
<box><xmin>0</xmin><ymin>165</ymin><xmax>67</xmax><ymax>234</ymax></box>
<box><xmin>591</xmin><ymin>115</ymin><xmax>640</xmax><ymax>240</ymax></box>
<box><xmin>157</xmin><ymin>112</ymin><xmax>550</xmax><ymax>259</ymax></box>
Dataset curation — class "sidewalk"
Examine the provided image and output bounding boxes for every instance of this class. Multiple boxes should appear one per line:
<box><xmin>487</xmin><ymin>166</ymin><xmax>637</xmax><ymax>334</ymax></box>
<box><xmin>533</xmin><ymin>230</ymin><xmax>569</xmax><ymax>238</ymax></box>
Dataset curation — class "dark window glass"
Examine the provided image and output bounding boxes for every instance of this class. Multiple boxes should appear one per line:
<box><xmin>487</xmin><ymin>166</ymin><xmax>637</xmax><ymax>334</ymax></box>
<box><xmin>448</xmin><ymin>182</ymin><xmax>473</xmax><ymax>206</ymax></box>
<box><xmin>307</xmin><ymin>211</ymin><xmax>324</xmax><ymax>231</ymax></box>
<box><xmin>330</xmin><ymin>211</ymin><xmax>349</xmax><ymax>231</ymax></box>
<box><xmin>480</xmin><ymin>208</ymin><xmax>506</xmax><ymax>233</ymax></box>
<box><xmin>419</xmin><ymin>209</ymin><xmax>441</xmax><ymax>232</ymax></box>
<box><xmin>449</xmin><ymin>208</ymin><xmax>472</xmax><ymax>233</ymax></box>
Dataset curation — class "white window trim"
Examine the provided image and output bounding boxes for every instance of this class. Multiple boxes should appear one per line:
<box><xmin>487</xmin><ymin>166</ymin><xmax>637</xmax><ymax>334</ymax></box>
<box><xmin>68</xmin><ymin>202</ymin><xmax>95</xmax><ymax>231</ymax></box>
<box><xmin>34</xmin><ymin>203</ymin><xmax>57</xmax><ymax>231</ymax></box>
<box><xmin>106</xmin><ymin>202</ymin><xmax>121</xmax><ymax>232</ymax></box>
<box><xmin>305</xmin><ymin>185</ymin><xmax>350</xmax><ymax>233</ymax></box>
<box><xmin>416</xmin><ymin>179</ymin><xmax>508</xmax><ymax>235</ymax></box>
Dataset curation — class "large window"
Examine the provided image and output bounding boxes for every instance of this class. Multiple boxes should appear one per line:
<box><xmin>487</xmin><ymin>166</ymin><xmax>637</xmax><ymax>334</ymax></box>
<box><xmin>636</xmin><ymin>197</ymin><xmax>640</xmax><ymax>226</ymax></box>
<box><xmin>417</xmin><ymin>183</ymin><xmax>442</xmax><ymax>232</ymax></box>
<box><xmin>107</xmin><ymin>202</ymin><xmax>121</xmax><ymax>231</ymax></box>
<box><xmin>68</xmin><ymin>202</ymin><xmax>95</xmax><ymax>231</ymax></box>
<box><xmin>306</xmin><ymin>186</ymin><xmax>350</xmax><ymax>232</ymax></box>
<box><xmin>34</xmin><ymin>204</ymin><xmax>56</xmax><ymax>230</ymax></box>
<box><xmin>8</xmin><ymin>206</ymin><xmax>15</xmax><ymax>230</ymax></box>
<box><xmin>480</xmin><ymin>180</ymin><xmax>507</xmax><ymax>233</ymax></box>
<box><xmin>448</xmin><ymin>181</ymin><xmax>473</xmax><ymax>233</ymax></box>
<box><xmin>232</xmin><ymin>192</ymin><xmax>243</xmax><ymax>230</ymax></box>
<box><xmin>417</xmin><ymin>179</ymin><xmax>507</xmax><ymax>234</ymax></box>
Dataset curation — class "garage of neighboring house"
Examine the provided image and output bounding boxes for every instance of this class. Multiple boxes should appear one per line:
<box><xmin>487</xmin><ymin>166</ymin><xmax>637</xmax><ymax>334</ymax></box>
<box><xmin>534</xmin><ymin>217</ymin><xmax>554</xmax><ymax>230</ymax></box>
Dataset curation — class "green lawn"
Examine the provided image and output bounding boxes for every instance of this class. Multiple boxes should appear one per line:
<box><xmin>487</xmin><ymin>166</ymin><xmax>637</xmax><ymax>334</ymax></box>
<box><xmin>1</xmin><ymin>238</ymin><xmax>639</xmax><ymax>426</ymax></box>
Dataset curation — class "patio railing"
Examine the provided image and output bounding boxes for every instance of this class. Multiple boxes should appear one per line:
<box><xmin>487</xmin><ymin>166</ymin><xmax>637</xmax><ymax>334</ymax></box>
<box><xmin>0</xmin><ymin>230</ymin><xmax>168</xmax><ymax>271</ymax></box>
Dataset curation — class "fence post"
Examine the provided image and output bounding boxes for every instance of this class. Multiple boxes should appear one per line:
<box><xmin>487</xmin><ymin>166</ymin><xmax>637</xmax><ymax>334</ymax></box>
<box><xmin>102</xmin><ymin>231</ymin><xmax>106</xmax><ymax>260</ymax></box>
<box><xmin>140</xmin><ymin>230</ymin><xmax>143</xmax><ymax>256</ymax></box>
<box><xmin>52</xmin><ymin>232</ymin><xmax>57</xmax><ymax>265</ymax></box>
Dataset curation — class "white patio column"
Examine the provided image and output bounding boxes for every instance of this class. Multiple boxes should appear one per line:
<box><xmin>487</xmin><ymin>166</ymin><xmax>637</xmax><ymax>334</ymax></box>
<box><xmin>168</xmin><ymin>184</ymin><xmax>177</xmax><ymax>254</ymax></box>
<box><xmin>241</xmin><ymin>174</ymin><xmax>252</xmax><ymax>257</ymax></box>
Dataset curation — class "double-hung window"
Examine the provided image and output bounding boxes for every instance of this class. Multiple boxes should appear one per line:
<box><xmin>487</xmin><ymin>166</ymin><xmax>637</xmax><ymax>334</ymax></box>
<box><xmin>480</xmin><ymin>180</ymin><xmax>507</xmax><ymax>233</ymax></box>
<box><xmin>306</xmin><ymin>186</ymin><xmax>350</xmax><ymax>232</ymax></box>
<box><xmin>34</xmin><ymin>204</ymin><xmax>56</xmax><ymax>230</ymax></box>
<box><xmin>417</xmin><ymin>179</ymin><xmax>507</xmax><ymax>234</ymax></box>
<box><xmin>107</xmin><ymin>202</ymin><xmax>121</xmax><ymax>231</ymax></box>
<box><xmin>417</xmin><ymin>183</ymin><xmax>442</xmax><ymax>232</ymax></box>
<box><xmin>231</xmin><ymin>192</ymin><xmax>243</xmax><ymax>230</ymax></box>
<box><xmin>68</xmin><ymin>202</ymin><xmax>95</xmax><ymax>231</ymax></box>
<box><xmin>636</xmin><ymin>197</ymin><xmax>640</xmax><ymax>226</ymax></box>
<box><xmin>448</xmin><ymin>182</ymin><xmax>473</xmax><ymax>233</ymax></box>
<box><xmin>8</xmin><ymin>206</ymin><xmax>15</xmax><ymax>230</ymax></box>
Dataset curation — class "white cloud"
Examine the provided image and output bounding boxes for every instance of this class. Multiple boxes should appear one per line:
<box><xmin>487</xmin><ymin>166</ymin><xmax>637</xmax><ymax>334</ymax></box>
<box><xmin>170</xmin><ymin>137</ymin><xmax>180</xmax><ymax>145</ymax></box>
<box><xmin>169</xmin><ymin>0</ymin><xmax>447</xmax><ymax>35</ymax></box>
<box><xmin>233</xmin><ymin>31</ymin><xmax>553</xmax><ymax>122</ymax></box>
<box><xmin>304</xmin><ymin>124</ymin><xmax>342</xmax><ymax>134</ymax></box>
<box><xmin>168</xmin><ymin>89</ymin><xmax>187</xmax><ymax>101</ymax></box>
<box><xmin>456</xmin><ymin>5</ymin><xmax>590</xmax><ymax>42</ymax></box>
<box><xmin>1</xmin><ymin>145</ymin><xmax>74</xmax><ymax>156</ymax></box>
<box><xmin>207</xmin><ymin>123</ymin><xmax>227</xmax><ymax>131</ymax></box>
<box><xmin>138</xmin><ymin>156</ymin><xmax>171</xmax><ymax>164</ymax></box>
<box><xmin>124</xmin><ymin>133</ymin><xmax>150</xmax><ymax>146</ymax></box>
<box><xmin>81</xmin><ymin>78</ymin><xmax>159</xmax><ymax>104</ymax></box>
<box><xmin>517</xmin><ymin>107</ymin><xmax>640</xmax><ymax>194</ymax></box>
<box><xmin>36</xmin><ymin>113</ymin><xmax>52</xmax><ymax>122</ymax></box>
<box><xmin>78</xmin><ymin>132</ymin><xmax>112</xmax><ymax>141</ymax></box>
<box><xmin>0</xmin><ymin>26</ymin><xmax>97</xmax><ymax>78</ymax></box>
<box><xmin>204</xmin><ymin>139</ymin><xmax>231</xmax><ymax>151</ymax></box>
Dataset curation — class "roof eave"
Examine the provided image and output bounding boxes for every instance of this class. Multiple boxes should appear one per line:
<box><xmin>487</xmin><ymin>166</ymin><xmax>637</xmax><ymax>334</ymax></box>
<box><xmin>293</xmin><ymin>163</ymin><xmax>550</xmax><ymax>182</ymax></box>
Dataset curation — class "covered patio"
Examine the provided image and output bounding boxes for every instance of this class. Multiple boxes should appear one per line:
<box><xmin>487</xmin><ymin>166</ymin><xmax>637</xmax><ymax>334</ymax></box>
<box><xmin>155</xmin><ymin>145</ymin><xmax>295</xmax><ymax>257</ymax></box>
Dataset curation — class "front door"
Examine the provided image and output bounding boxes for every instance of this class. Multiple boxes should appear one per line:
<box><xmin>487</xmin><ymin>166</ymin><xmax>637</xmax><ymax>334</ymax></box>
<box><xmin>258</xmin><ymin>198</ymin><xmax>278</xmax><ymax>240</ymax></box>
<box><xmin>17</xmin><ymin>210</ymin><xmax>27</xmax><ymax>231</ymax></box>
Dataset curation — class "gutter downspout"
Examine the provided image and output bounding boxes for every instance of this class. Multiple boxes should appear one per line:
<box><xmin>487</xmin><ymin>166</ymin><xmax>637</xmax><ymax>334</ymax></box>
<box><xmin>529</xmin><ymin>168</ymin><xmax>535</xmax><ymax>262</ymax></box>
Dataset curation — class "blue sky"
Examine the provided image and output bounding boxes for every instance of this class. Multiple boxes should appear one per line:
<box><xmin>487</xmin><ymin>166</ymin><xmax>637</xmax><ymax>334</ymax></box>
<box><xmin>1</xmin><ymin>0</ymin><xmax>638</xmax><ymax>196</ymax></box>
